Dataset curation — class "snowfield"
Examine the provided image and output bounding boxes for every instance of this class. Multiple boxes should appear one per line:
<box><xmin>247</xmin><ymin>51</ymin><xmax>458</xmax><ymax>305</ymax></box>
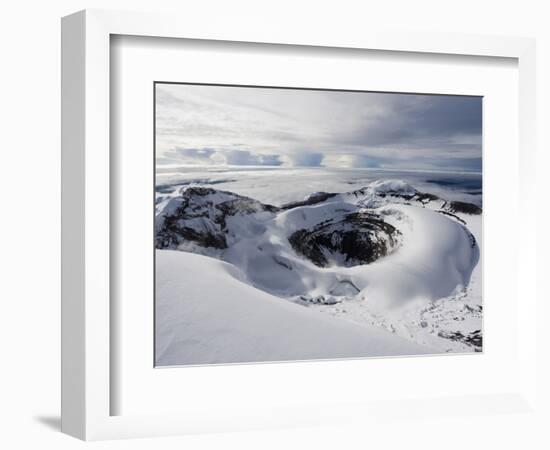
<box><xmin>156</xmin><ymin>250</ymin><xmax>435</xmax><ymax>366</ymax></box>
<box><xmin>155</xmin><ymin>169</ymin><xmax>483</xmax><ymax>366</ymax></box>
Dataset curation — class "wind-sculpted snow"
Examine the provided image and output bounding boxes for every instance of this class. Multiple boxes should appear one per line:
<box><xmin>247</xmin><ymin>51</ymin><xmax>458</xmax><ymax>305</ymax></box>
<box><xmin>155</xmin><ymin>179</ymin><xmax>483</xmax><ymax>359</ymax></box>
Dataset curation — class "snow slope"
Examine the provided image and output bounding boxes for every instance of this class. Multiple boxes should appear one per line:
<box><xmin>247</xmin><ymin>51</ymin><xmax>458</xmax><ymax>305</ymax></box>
<box><xmin>156</xmin><ymin>250</ymin><xmax>435</xmax><ymax>366</ymax></box>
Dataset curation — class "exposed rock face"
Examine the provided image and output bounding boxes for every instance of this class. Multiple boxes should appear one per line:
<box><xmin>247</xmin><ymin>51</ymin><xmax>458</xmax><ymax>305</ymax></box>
<box><xmin>445</xmin><ymin>201</ymin><xmax>482</xmax><ymax>215</ymax></box>
<box><xmin>281</xmin><ymin>191</ymin><xmax>339</xmax><ymax>210</ymax></box>
<box><xmin>438</xmin><ymin>329</ymin><xmax>482</xmax><ymax>350</ymax></box>
<box><xmin>156</xmin><ymin>214</ymin><xmax>228</xmax><ymax>250</ymax></box>
<box><xmin>288</xmin><ymin>211</ymin><xmax>401</xmax><ymax>268</ymax></box>
<box><xmin>155</xmin><ymin>187</ymin><xmax>278</xmax><ymax>250</ymax></box>
<box><xmin>298</xmin><ymin>294</ymin><xmax>342</xmax><ymax>305</ymax></box>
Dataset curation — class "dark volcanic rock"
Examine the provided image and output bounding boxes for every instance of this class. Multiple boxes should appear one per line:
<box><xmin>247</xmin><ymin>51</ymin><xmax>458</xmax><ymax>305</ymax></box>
<box><xmin>156</xmin><ymin>213</ymin><xmax>228</xmax><ymax>250</ymax></box>
<box><xmin>446</xmin><ymin>201</ymin><xmax>482</xmax><ymax>215</ymax></box>
<box><xmin>298</xmin><ymin>294</ymin><xmax>342</xmax><ymax>305</ymax></box>
<box><xmin>288</xmin><ymin>212</ymin><xmax>401</xmax><ymax>268</ymax></box>
<box><xmin>156</xmin><ymin>187</ymin><xmax>278</xmax><ymax>250</ymax></box>
<box><xmin>281</xmin><ymin>192</ymin><xmax>338</xmax><ymax>210</ymax></box>
<box><xmin>377</xmin><ymin>190</ymin><xmax>440</xmax><ymax>204</ymax></box>
<box><xmin>438</xmin><ymin>329</ymin><xmax>483</xmax><ymax>350</ymax></box>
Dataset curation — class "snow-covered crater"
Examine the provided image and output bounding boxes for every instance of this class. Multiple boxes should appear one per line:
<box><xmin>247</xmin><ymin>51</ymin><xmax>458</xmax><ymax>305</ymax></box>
<box><xmin>155</xmin><ymin>179</ymin><xmax>483</xmax><ymax>355</ymax></box>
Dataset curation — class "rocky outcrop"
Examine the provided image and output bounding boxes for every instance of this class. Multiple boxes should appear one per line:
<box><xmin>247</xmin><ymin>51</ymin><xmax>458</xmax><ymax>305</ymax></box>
<box><xmin>350</xmin><ymin>181</ymin><xmax>481</xmax><ymax>215</ymax></box>
<box><xmin>288</xmin><ymin>211</ymin><xmax>401</xmax><ymax>268</ymax></box>
<box><xmin>438</xmin><ymin>329</ymin><xmax>482</xmax><ymax>350</ymax></box>
<box><xmin>444</xmin><ymin>201</ymin><xmax>482</xmax><ymax>215</ymax></box>
<box><xmin>155</xmin><ymin>187</ymin><xmax>278</xmax><ymax>250</ymax></box>
<box><xmin>281</xmin><ymin>191</ymin><xmax>338</xmax><ymax>210</ymax></box>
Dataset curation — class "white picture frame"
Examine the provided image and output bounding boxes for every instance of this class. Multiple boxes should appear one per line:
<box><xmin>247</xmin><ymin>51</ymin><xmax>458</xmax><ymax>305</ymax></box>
<box><xmin>61</xmin><ymin>9</ymin><xmax>537</xmax><ymax>441</ymax></box>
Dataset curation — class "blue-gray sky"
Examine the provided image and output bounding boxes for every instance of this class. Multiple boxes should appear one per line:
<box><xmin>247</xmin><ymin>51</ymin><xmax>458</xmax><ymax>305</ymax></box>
<box><xmin>155</xmin><ymin>84</ymin><xmax>482</xmax><ymax>172</ymax></box>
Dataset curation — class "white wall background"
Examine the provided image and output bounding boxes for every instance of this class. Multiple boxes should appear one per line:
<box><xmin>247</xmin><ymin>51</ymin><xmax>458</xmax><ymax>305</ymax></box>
<box><xmin>0</xmin><ymin>1</ymin><xmax>547</xmax><ymax>449</ymax></box>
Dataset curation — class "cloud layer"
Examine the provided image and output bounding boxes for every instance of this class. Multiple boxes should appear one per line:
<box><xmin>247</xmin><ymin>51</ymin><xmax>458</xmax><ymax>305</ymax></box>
<box><xmin>155</xmin><ymin>84</ymin><xmax>482</xmax><ymax>172</ymax></box>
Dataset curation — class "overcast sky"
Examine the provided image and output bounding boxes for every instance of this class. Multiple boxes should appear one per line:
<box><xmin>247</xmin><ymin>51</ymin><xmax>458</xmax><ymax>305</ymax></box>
<box><xmin>155</xmin><ymin>83</ymin><xmax>482</xmax><ymax>172</ymax></box>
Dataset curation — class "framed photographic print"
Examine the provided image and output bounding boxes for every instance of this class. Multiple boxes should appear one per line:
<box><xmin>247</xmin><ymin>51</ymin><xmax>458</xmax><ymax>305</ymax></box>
<box><xmin>62</xmin><ymin>9</ymin><xmax>538</xmax><ymax>440</ymax></box>
<box><xmin>153</xmin><ymin>83</ymin><xmax>483</xmax><ymax>367</ymax></box>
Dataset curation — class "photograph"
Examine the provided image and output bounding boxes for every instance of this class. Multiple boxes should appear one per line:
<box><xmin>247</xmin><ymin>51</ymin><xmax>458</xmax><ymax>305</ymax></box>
<box><xmin>154</xmin><ymin>83</ymin><xmax>483</xmax><ymax>367</ymax></box>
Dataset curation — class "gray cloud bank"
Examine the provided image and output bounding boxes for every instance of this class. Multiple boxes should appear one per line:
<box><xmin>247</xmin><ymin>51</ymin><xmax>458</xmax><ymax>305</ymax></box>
<box><xmin>156</xmin><ymin>84</ymin><xmax>482</xmax><ymax>172</ymax></box>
